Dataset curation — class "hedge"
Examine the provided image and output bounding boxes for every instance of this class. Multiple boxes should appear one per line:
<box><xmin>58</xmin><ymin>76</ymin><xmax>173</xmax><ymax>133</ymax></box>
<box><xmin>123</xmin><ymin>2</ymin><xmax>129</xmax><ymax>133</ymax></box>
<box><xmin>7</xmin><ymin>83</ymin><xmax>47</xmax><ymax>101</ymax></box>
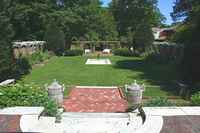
<box><xmin>113</xmin><ymin>48</ymin><xmax>134</xmax><ymax>56</ymax></box>
<box><xmin>0</xmin><ymin>83</ymin><xmax>58</xmax><ymax>116</ymax></box>
<box><xmin>65</xmin><ymin>49</ymin><xmax>83</xmax><ymax>56</ymax></box>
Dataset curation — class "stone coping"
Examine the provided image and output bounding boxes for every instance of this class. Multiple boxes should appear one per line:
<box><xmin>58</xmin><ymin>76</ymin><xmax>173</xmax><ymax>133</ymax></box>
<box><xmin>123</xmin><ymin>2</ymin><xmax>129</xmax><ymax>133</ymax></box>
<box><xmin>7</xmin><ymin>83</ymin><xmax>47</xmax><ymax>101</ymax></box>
<box><xmin>0</xmin><ymin>107</ymin><xmax>44</xmax><ymax>115</ymax></box>
<box><xmin>135</xmin><ymin>115</ymin><xmax>163</xmax><ymax>133</ymax></box>
<box><xmin>75</xmin><ymin>86</ymin><xmax>118</xmax><ymax>89</ymax></box>
<box><xmin>85</xmin><ymin>59</ymin><xmax>112</xmax><ymax>65</ymax></box>
<box><xmin>62</xmin><ymin>112</ymin><xmax>131</xmax><ymax>118</ymax></box>
<box><xmin>143</xmin><ymin>107</ymin><xmax>200</xmax><ymax>116</ymax></box>
<box><xmin>1</xmin><ymin>107</ymin><xmax>200</xmax><ymax>133</ymax></box>
<box><xmin>20</xmin><ymin>115</ymin><xmax>40</xmax><ymax>132</ymax></box>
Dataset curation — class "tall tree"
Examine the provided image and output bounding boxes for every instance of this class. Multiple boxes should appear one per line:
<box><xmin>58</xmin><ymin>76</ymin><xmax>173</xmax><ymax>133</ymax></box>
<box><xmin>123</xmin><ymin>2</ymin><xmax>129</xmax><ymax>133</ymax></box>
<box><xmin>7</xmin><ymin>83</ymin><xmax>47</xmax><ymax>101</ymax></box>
<box><xmin>172</xmin><ymin>0</ymin><xmax>200</xmax><ymax>85</ymax></box>
<box><xmin>44</xmin><ymin>21</ymin><xmax>65</xmax><ymax>55</ymax></box>
<box><xmin>8</xmin><ymin>0</ymin><xmax>53</xmax><ymax>40</ymax></box>
<box><xmin>45</xmin><ymin>0</ymin><xmax>118</xmax><ymax>49</ymax></box>
<box><xmin>80</xmin><ymin>1</ymin><xmax>118</xmax><ymax>41</ymax></box>
<box><xmin>110</xmin><ymin>0</ymin><xmax>160</xmax><ymax>52</ymax></box>
<box><xmin>0</xmin><ymin>0</ymin><xmax>15</xmax><ymax>81</ymax></box>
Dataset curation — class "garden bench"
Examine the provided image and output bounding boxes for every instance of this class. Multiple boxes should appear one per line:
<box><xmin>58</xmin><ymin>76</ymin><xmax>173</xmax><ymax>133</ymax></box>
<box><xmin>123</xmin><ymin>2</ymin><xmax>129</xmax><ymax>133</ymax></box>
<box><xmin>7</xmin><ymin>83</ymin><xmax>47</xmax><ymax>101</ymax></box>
<box><xmin>0</xmin><ymin>79</ymin><xmax>15</xmax><ymax>86</ymax></box>
<box><xmin>102</xmin><ymin>49</ymin><xmax>111</xmax><ymax>54</ymax></box>
<box><xmin>84</xmin><ymin>49</ymin><xmax>91</xmax><ymax>54</ymax></box>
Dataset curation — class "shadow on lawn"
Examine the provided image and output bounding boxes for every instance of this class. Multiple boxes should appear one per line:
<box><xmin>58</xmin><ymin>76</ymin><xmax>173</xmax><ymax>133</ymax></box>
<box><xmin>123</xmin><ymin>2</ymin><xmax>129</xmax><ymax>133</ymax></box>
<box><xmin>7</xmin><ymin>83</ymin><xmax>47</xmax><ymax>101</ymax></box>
<box><xmin>114</xmin><ymin>59</ymin><xmax>179</xmax><ymax>96</ymax></box>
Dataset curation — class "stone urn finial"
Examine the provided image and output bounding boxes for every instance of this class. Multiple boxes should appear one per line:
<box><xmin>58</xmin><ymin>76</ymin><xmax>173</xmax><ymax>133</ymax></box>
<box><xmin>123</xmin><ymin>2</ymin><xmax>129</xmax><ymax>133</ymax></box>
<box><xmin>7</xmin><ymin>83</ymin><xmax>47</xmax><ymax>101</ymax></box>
<box><xmin>125</xmin><ymin>80</ymin><xmax>145</xmax><ymax>110</ymax></box>
<box><xmin>47</xmin><ymin>79</ymin><xmax>64</xmax><ymax>107</ymax></box>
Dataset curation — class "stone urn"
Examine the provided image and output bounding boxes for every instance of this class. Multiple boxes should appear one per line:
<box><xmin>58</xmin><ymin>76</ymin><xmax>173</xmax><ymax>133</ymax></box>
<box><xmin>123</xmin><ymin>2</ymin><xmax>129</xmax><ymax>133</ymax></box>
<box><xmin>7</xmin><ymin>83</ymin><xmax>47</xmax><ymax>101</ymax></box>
<box><xmin>46</xmin><ymin>80</ymin><xmax>65</xmax><ymax>107</ymax></box>
<box><xmin>125</xmin><ymin>80</ymin><xmax>145</xmax><ymax>110</ymax></box>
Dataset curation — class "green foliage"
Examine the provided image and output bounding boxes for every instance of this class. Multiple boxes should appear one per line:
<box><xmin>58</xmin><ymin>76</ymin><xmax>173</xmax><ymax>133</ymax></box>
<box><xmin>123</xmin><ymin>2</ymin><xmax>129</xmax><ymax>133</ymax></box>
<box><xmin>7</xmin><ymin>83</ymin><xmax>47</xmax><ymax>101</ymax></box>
<box><xmin>15</xmin><ymin>57</ymin><xmax>31</xmax><ymax>76</ymax></box>
<box><xmin>171</xmin><ymin>0</ymin><xmax>193</xmax><ymax>21</ymax></box>
<box><xmin>180</xmin><ymin>44</ymin><xmax>200</xmax><ymax>84</ymax></box>
<box><xmin>144</xmin><ymin>97</ymin><xmax>174</xmax><ymax>107</ymax></box>
<box><xmin>12</xmin><ymin>51</ymin><xmax>51</xmax><ymax>79</ymax></box>
<box><xmin>113</xmin><ymin>48</ymin><xmax>136</xmax><ymax>57</ymax></box>
<box><xmin>134</xmin><ymin>23</ymin><xmax>154</xmax><ymax>53</ymax></box>
<box><xmin>44</xmin><ymin>22</ymin><xmax>65</xmax><ymax>55</ymax></box>
<box><xmin>0</xmin><ymin>84</ymin><xmax>58</xmax><ymax>116</ymax></box>
<box><xmin>7</xmin><ymin>0</ymin><xmax>52</xmax><ymax>40</ymax></box>
<box><xmin>145</xmin><ymin>43</ymin><xmax>184</xmax><ymax>64</ymax></box>
<box><xmin>78</xmin><ymin>1</ymin><xmax>118</xmax><ymax>42</ymax></box>
<box><xmin>172</xmin><ymin>0</ymin><xmax>200</xmax><ymax>85</ymax></box>
<box><xmin>44</xmin><ymin>100</ymin><xmax>58</xmax><ymax>117</ymax></box>
<box><xmin>65</xmin><ymin>49</ymin><xmax>83</xmax><ymax>56</ymax></box>
<box><xmin>110</xmin><ymin>0</ymin><xmax>158</xmax><ymax>52</ymax></box>
<box><xmin>191</xmin><ymin>91</ymin><xmax>200</xmax><ymax>106</ymax></box>
<box><xmin>0</xmin><ymin>0</ymin><xmax>15</xmax><ymax>81</ymax></box>
<box><xmin>4</xmin><ymin>0</ymin><xmax>118</xmax><ymax>46</ymax></box>
<box><xmin>27</xmin><ymin>51</ymin><xmax>51</xmax><ymax>65</ymax></box>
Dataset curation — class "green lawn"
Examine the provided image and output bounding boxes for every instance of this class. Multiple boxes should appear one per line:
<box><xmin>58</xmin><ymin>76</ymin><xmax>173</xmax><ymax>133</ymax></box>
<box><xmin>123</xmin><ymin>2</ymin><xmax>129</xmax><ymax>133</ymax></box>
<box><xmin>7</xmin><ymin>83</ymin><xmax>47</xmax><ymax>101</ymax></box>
<box><xmin>22</xmin><ymin>56</ymin><xmax>179</xmax><ymax>97</ymax></box>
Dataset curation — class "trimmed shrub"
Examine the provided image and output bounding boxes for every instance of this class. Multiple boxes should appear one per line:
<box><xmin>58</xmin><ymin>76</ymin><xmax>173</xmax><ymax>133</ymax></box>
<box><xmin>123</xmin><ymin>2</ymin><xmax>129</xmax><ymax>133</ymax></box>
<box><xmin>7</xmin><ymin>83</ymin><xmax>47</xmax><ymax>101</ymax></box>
<box><xmin>144</xmin><ymin>97</ymin><xmax>174</xmax><ymax>107</ymax></box>
<box><xmin>0</xmin><ymin>84</ymin><xmax>58</xmax><ymax>116</ymax></box>
<box><xmin>15</xmin><ymin>57</ymin><xmax>31</xmax><ymax>76</ymax></box>
<box><xmin>65</xmin><ymin>49</ymin><xmax>83</xmax><ymax>56</ymax></box>
<box><xmin>28</xmin><ymin>51</ymin><xmax>51</xmax><ymax>65</ymax></box>
<box><xmin>145</xmin><ymin>43</ymin><xmax>184</xmax><ymax>64</ymax></box>
<box><xmin>181</xmin><ymin>44</ymin><xmax>200</xmax><ymax>84</ymax></box>
<box><xmin>0</xmin><ymin>6</ymin><xmax>15</xmax><ymax>82</ymax></box>
<box><xmin>191</xmin><ymin>91</ymin><xmax>200</xmax><ymax>106</ymax></box>
<box><xmin>113</xmin><ymin>48</ymin><xmax>136</xmax><ymax>56</ymax></box>
<box><xmin>44</xmin><ymin>22</ymin><xmax>65</xmax><ymax>56</ymax></box>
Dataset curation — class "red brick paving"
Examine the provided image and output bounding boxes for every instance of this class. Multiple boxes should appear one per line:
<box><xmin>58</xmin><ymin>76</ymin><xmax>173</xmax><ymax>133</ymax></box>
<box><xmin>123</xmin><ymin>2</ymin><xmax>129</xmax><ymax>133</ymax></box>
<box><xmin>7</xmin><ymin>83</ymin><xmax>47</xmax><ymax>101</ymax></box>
<box><xmin>160</xmin><ymin>116</ymin><xmax>200</xmax><ymax>133</ymax></box>
<box><xmin>0</xmin><ymin>115</ymin><xmax>21</xmax><ymax>132</ymax></box>
<box><xmin>63</xmin><ymin>87</ymin><xmax>128</xmax><ymax>112</ymax></box>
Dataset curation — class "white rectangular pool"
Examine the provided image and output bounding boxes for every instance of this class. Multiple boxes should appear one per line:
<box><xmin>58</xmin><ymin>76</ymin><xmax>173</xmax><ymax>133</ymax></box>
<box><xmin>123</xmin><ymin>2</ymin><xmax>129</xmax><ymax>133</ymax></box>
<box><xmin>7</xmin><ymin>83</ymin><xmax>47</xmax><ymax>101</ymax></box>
<box><xmin>85</xmin><ymin>59</ymin><xmax>112</xmax><ymax>65</ymax></box>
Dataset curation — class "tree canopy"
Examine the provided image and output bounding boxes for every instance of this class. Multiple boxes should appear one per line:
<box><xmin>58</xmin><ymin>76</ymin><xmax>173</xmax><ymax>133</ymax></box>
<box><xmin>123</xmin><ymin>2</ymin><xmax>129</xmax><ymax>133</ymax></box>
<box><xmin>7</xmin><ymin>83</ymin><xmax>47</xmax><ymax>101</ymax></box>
<box><xmin>5</xmin><ymin>0</ymin><xmax>118</xmax><ymax>43</ymax></box>
<box><xmin>110</xmin><ymin>0</ymin><xmax>162</xmax><ymax>52</ymax></box>
<box><xmin>0</xmin><ymin>0</ymin><xmax>15</xmax><ymax>81</ymax></box>
<box><xmin>0</xmin><ymin>0</ymin><xmax>166</xmax><ymax>80</ymax></box>
<box><xmin>172</xmin><ymin>0</ymin><xmax>200</xmax><ymax>84</ymax></box>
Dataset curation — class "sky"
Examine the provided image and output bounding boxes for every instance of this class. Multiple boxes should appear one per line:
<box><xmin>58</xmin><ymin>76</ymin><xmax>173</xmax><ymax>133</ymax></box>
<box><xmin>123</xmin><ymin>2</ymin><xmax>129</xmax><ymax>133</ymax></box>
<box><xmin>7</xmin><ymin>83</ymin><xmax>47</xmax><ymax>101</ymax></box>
<box><xmin>101</xmin><ymin>0</ymin><xmax>174</xmax><ymax>25</ymax></box>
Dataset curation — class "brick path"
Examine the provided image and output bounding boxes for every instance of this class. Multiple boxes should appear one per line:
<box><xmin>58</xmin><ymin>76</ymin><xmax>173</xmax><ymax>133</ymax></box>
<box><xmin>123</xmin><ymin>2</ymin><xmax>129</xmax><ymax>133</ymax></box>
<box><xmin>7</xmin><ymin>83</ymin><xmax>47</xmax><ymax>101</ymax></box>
<box><xmin>0</xmin><ymin>115</ymin><xmax>21</xmax><ymax>132</ymax></box>
<box><xmin>160</xmin><ymin>116</ymin><xmax>200</xmax><ymax>133</ymax></box>
<box><xmin>63</xmin><ymin>87</ymin><xmax>128</xmax><ymax>112</ymax></box>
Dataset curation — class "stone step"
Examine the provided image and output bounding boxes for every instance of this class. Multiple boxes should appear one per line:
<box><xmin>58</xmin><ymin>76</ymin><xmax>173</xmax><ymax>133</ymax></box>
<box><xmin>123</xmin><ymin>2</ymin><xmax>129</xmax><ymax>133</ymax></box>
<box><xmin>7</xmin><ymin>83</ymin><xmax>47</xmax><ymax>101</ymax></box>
<box><xmin>0</xmin><ymin>107</ymin><xmax>44</xmax><ymax>116</ymax></box>
<box><xmin>20</xmin><ymin>115</ymin><xmax>40</xmax><ymax>132</ymax></box>
<box><xmin>32</xmin><ymin>116</ymin><xmax>58</xmax><ymax>133</ymax></box>
<box><xmin>61</xmin><ymin>112</ymin><xmax>143</xmax><ymax>133</ymax></box>
<box><xmin>39</xmin><ymin>116</ymin><xmax>56</xmax><ymax>125</ymax></box>
<box><xmin>62</xmin><ymin>112</ymin><xmax>129</xmax><ymax>118</ymax></box>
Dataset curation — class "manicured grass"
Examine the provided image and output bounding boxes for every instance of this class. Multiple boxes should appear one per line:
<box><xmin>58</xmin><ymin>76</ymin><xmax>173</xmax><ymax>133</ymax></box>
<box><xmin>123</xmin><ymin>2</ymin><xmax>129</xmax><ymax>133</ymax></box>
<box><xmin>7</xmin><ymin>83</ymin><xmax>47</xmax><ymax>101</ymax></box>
<box><xmin>22</xmin><ymin>56</ymin><xmax>179</xmax><ymax>97</ymax></box>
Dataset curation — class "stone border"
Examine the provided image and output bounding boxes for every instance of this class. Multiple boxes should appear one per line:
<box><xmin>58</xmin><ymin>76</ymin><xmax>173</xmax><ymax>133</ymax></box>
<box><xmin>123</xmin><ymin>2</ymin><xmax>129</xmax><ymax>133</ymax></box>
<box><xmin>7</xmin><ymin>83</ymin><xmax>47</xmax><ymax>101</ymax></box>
<box><xmin>135</xmin><ymin>115</ymin><xmax>163</xmax><ymax>133</ymax></box>
<box><xmin>20</xmin><ymin>115</ymin><xmax>40</xmax><ymax>132</ymax></box>
<box><xmin>0</xmin><ymin>107</ymin><xmax>44</xmax><ymax>115</ymax></box>
<box><xmin>85</xmin><ymin>59</ymin><xmax>112</xmax><ymax>65</ymax></box>
<box><xmin>136</xmin><ymin>107</ymin><xmax>200</xmax><ymax>133</ymax></box>
<box><xmin>2</xmin><ymin>106</ymin><xmax>200</xmax><ymax>133</ymax></box>
<box><xmin>75</xmin><ymin>86</ymin><xmax>118</xmax><ymax>89</ymax></box>
<box><xmin>0</xmin><ymin>79</ymin><xmax>15</xmax><ymax>86</ymax></box>
<box><xmin>62</xmin><ymin>112</ymin><xmax>130</xmax><ymax>118</ymax></box>
<box><xmin>143</xmin><ymin>107</ymin><xmax>200</xmax><ymax>116</ymax></box>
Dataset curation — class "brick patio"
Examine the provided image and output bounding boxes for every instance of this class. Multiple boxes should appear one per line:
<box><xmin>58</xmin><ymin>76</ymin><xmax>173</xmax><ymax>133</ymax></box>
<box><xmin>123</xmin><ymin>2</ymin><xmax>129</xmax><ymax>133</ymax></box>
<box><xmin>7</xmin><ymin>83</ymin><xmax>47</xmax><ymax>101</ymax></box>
<box><xmin>0</xmin><ymin>115</ymin><xmax>22</xmax><ymax>132</ymax></box>
<box><xmin>160</xmin><ymin>116</ymin><xmax>200</xmax><ymax>133</ymax></box>
<box><xmin>63</xmin><ymin>86</ymin><xmax>128</xmax><ymax>112</ymax></box>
